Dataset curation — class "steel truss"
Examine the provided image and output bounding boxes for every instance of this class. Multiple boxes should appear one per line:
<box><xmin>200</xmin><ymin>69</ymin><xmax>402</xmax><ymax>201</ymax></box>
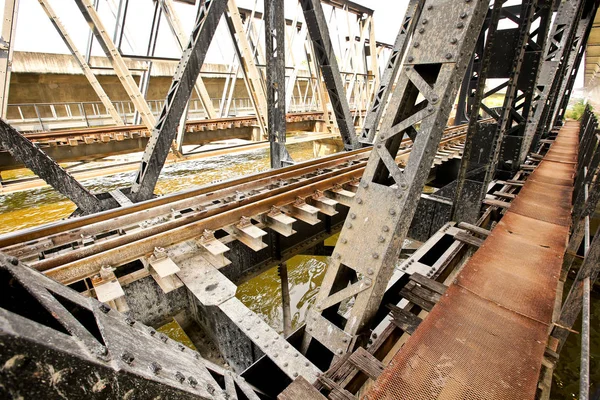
<box><xmin>131</xmin><ymin>0</ymin><xmax>228</xmax><ymax>202</ymax></box>
<box><xmin>452</xmin><ymin>0</ymin><xmax>545</xmax><ymax>223</ymax></box>
<box><xmin>300</xmin><ymin>0</ymin><xmax>359</xmax><ymax>150</ymax></box>
<box><xmin>520</xmin><ymin>0</ymin><xmax>586</xmax><ymax>161</ymax></box>
<box><xmin>0</xmin><ymin>251</ymin><xmax>262</xmax><ymax>399</ymax></box>
<box><xmin>300</xmin><ymin>0</ymin><xmax>488</xmax><ymax>358</ymax></box>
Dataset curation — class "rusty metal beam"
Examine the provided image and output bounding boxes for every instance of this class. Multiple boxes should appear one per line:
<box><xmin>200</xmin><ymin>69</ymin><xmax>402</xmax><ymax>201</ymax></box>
<box><xmin>0</xmin><ymin>119</ymin><xmax>103</xmax><ymax>214</ymax></box>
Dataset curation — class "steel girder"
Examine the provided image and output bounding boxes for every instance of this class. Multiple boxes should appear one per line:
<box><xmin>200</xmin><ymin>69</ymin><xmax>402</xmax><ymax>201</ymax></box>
<box><xmin>300</xmin><ymin>0</ymin><xmax>359</xmax><ymax>150</ymax></box>
<box><xmin>0</xmin><ymin>120</ymin><xmax>105</xmax><ymax>214</ymax></box>
<box><xmin>131</xmin><ymin>0</ymin><xmax>228</xmax><ymax>202</ymax></box>
<box><xmin>453</xmin><ymin>0</ymin><xmax>541</xmax><ymax>223</ymax></box>
<box><xmin>358</xmin><ymin>0</ymin><xmax>423</xmax><ymax>146</ymax></box>
<box><xmin>0</xmin><ymin>251</ymin><xmax>255</xmax><ymax>399</ymax></box>
<box><xmin>552</xmin><ymin>4</ymin><xmax>597</xmax><ymax>126</ymax></box>
<box><xmin>265</xmin><ymin>0</ymin><xmax>293</xmax><ymax>168</ymax></box>
<box><xmin>520</xmin><ymin>0</ymin><xmax>586</xmax><ymax>161</ymax></box>
<box><xmin>300</xmin><ymin>0</ymin><xmax>488</xmax><ymax>358</ymax></box>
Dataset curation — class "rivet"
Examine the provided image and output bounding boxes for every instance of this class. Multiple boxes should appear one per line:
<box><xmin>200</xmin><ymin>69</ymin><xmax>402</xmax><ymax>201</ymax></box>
<box><xmin>357</xmin><ymin>198</ymin><xmax>363</xmax><ymax>204</ymax></box>
<box><xmin>382</xmin><ymin>226</ymin><xmax>389</xmax><ymax>232</ymax></box>
<box><xmin>294</xmin><ymin>353</ymin><xmax>300</xmax><ymax>357</ymax></box>
<box><xmin>389</xmin><ymin>209</ymin><xmax>396</xmax><ymax>216</ymax></box>
<box><xmin>341</xmin><ymin>238</ymin><xmax>348</xmax><ymax>244</ymax></box>
<box><xmin>150</xmin><ymin>362</ymin><xmax>162</xmax><ymax>374</ymax></box>
<box><xmin>418</xmin><ymin>28</ymin><xmax>425</xmax><ymax>34</ymax></box>
<box><xmin>372</xmin><ymin>253</ymin><xmax>379</xmax><ymax>259</ymax></box>
<box><xmin>408</xmin><ymin>56</ymin><xmax>414</xmax><ymax>62</ymax></box>
<box><xmin>293</xmin><ymin>372</ymin><xmax>299</xmax><ymax>377</ymax></box>
<box><xmin>367</xmin><ymin>268</ymin><xmax>374</xmax><ymax>275</ymax></box>
<box><xmin>274</xmin><ymin>353</ymin><xmax>279</xmax><ymax>358</ymax></box>
<box><xmin>337</xmin><ymin>349</ymin><xmax>343</xmax><ymax>355</ymax></box>
<box><xmin>334</xmin><ymin>253</ymin><xmax>341</xmax><ymax>259</ymax></box>
<box><xmin>460</xmin><ymin>11</ymin><xmax>467</xmax><ymax>19</ymax></box>
<box><xmin>456</xmin><ymin>22</ymin><xmax>464</xmax><ymax>29</ymax></box>
<box><xmin>414</xmin><ymin>42</ymin><xmax>420</xmax><ymax>48</ymax></box>
<box><xmin>445</xmin><ymin>53</ymin><xmax>453</xmax><ymax>60</ymax></box>
<box><xmin>378</xmin><ymin>236</ymin><xmax>385</xmax><ymax>243</ymax></box>
<box><xmin>188</xmin><ymin>377</ymin><xmax>198</xmax><ymax>388</ymax></box>
<box><xmin>284</xmin><ymin>362</ymin><xmax>289</xmax><ymax>367</ymax></box>
<box><xmin>361</xmin><ymin>181</ymin><xmax>369</xmax><ymax>188</ymax></box>
<box><xmin>285</xmin><ymin>344</ymin><xmax>290</xmax><ymax>349</ymax></box>
<box><xmin>347</xmin><ymin>222</ymin><xmax>353</xmax><ymax>229</ymax></box>
<box><xmin>343</xmin><ymin>338</ymin><xmax>348</xmax><ymax>343</ymax></box>
<box><xmin>377</xmin><ymin>144</ymin><xmax>382</xmax><ymax>148</ymax></box>
<box><xmin>450</xmin><ymin>38</ymin><xmax>458</xmax><ymax>44</ymax></box>
<box><xmin>308</xmin><ymin>327</ymin><xmax>313</xmax><ymax>332</ymax></box>
<box><xmin>7</xmin><ymin>256</ymin><xmax>18</xmax><ymax>266</ymax></box>
<box><xmin>422</xmin><ymin>18</ymin><xmax>428</xmax><ymax>25</ymax></box>
<box><xmin>431</xmin><ymin>96</ymin><xmax>439</xmax><ymax>104</ymax></box>
<box><xmin>305</xmin><ymin>362</ymin><xmax>310</xmax><ymax>367</ymax></box>
<box><xmin>427</xmin><ymin>5</ymin><xmax>433</xmax><ymax>10</ymax></box>
<box><xmin>350</xmin><ymin>213</ymin><xmax>356</xmax><ymax>219</ymax></box>
<box><xmin>175</xmin><ymin>371</ymin><xmax>185</xmax><ymax>383</ymax></box>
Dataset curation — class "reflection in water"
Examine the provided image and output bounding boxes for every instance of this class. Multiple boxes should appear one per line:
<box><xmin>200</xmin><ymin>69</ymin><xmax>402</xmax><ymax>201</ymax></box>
<box><xmin>236</xmin><ymin>256</ymin><xmax>328</xmax><ymax>334</ymax></box>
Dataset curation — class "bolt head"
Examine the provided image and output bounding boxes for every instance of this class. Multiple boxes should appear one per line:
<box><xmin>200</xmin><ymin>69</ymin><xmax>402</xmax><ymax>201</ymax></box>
<box><xmin>367</xmin><ymin>268</ymin><xmax>374</xmax><ymax>275</ymax></box>
<box><xmin>418</xmin><ymin>28</ymin><xmax>425</xmax><ymax>34</ymax></box>
<box><xmin>445</xmin><ymin>53</ymin><xmax>453</xmax><ymax>60</ymax></box>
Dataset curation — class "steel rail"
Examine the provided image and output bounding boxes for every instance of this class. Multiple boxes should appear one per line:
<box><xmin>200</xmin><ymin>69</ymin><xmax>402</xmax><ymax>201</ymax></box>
<box><xmin>0</xmin><ymin>123</ymin><xmax>469</xmax><ymax>249</ymax></box>
<box><xmin>20</xmin><ymin>111</ymin><xmax>325</xmax><ymax>142</ymax></box>
<box><xmin>32</xmin><ymin>130</ymin><xmax>466</xmax><ymax>276</ymax></box>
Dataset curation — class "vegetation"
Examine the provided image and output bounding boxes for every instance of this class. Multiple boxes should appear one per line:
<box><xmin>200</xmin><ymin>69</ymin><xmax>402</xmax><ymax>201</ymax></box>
<box><xmin>565</xmin><ymin>99</ymin><xmax>590</xmax><ymax>121</ymax></box>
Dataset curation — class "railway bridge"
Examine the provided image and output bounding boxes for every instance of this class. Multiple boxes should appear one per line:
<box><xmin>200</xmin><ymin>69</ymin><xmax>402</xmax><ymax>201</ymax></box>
<box><xmin>0</xmin><ymin>0</ymin><xmax>599</xmax><ymax>399</ymax></box>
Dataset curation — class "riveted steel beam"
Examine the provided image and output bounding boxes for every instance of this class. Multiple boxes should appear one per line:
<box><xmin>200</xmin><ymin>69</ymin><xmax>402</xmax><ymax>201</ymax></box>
<box><xmin>520</xmin><ymin>0</ymin><xmax>585</xmax><ymax>161</ymax></box>
<box><xmin>300</xmin><ymin>0</ymin><xmax>359</xmax><ymax>150</ymax></box>
<box><xmin>300</xmin><ymin>0</ymin><xmax>488</xmax><ymax>358</ymax></box>
<box><xmin>453</xmin><ymin>0</ymin><xmax>540</xmax><ymax>223</ymax></box>
<box><xmin>265</xmin><ymin>0</ymin><xmax>292</xmax><ymax>169</ymax></box>
<box><xmin>358</xmin><ymin>0</ymin><xmax>423</xmax><ymax>145</ymax></box>
<box><xmin>130</xmin><ymin>0</ymin><xmax>228</xmax><ymax>202</ymax></box>
<box><xmin>0</xmin><ymin>120</ymin><xmax>104</xmax><ymax>214</ymax></box>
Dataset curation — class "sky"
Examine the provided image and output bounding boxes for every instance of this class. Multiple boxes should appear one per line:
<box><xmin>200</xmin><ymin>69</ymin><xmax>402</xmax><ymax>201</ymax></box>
<box><xmin>0</xmin><ymin>0</ymin><xmax>584</xmax><ymax>88</ymax></box>
<box><xmin>2</xmin><ymin>0</ymin><xmax>406</xmax><ymax>63</ymax></box>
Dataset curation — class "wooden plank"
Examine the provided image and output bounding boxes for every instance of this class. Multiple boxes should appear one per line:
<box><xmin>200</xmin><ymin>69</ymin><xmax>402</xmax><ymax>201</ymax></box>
<box><xmin>454</xmin><ymin>231</ymin><xmax>485</xmax><ymax>248</ymax></box>
<box><xmin>493</xmin><ymin>191</ymin><xmax>516</xmax><ymax>199</ymax></box>
<box><xmin>399</xmin><ymin>287</ymin><xmax>436</xmax><ymax>312</ymax></box>
<box><xmin>409</xmin><ymin>273</ymin><xmax>448</xmax><ymax>295</ymax></box>
<box><xmin>386</xmin><ymin>304</ymin><xmax>422</xmax><ymax>335</ymax></box>
<box><xmin>457</xmin><ymin>222</ymin><xmax>491</xmax><ymax>237</ymax></box>
<box><xmin>278</xmin><ymin>377</ymin><xmax>326</xmax><ymax>400</ymax></box>
<box><xmin>317</xmin><ymin>376</ymin><xmax>354</xmax><ymax>400</ymax></box>
<box><xmin>348</xmin><ymin>347</ymin><xmax>384</xmax><ymax>381</ymax></box>
<box><xmin>483</xmin><ymin>198</ymin><xmax>512</xmax><ymax>209</ymax></box>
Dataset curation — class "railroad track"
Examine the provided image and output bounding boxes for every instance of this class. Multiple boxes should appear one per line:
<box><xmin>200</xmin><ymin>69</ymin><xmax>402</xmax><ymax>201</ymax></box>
<box><xmin>0</xmin><ymin>123</ymin><xmax>469</xmax><ymax>288</ymax></box>
<box><xmin>19</xmin><ymin>111</ymin><xmax>327</xmax><ymax>145</ymax></box>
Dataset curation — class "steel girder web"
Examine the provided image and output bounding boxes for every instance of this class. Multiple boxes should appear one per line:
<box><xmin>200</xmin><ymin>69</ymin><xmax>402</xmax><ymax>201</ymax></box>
<box><xmin>0</xmin><ymin>251</ymin><xmax>246</xmax><ymax>399</ymax></box>
<box><xmin>130</xmin><ymin>0</ymin><xmax>228</xmax><ymax>202</ymax></box>
<box><xmin>300</xmin><ymin>0</ymin><xmax>488</xmax><ymax>359</ymax></box>
<box><xmin>520</xmin><ymin>0</ymin><xmax>586</xmax><ymax>162</ymax></box>
<box><xmin>300</xmin><ymin>0</ymin><xmax>359</xmax><ymax>151</ymax></box>
<box><xmin>265</xmin><ymin>0</ymin><xmax>293</xmax><ymax>168</ymax></box>
<box><xmin>358</xmin><ymin>0</ymin><xmax>424</xmax><ymax>146</ymax></box>
<box><xmin>452</xmin><ymin>0</ymin><xmax>540</xmax><ymax>224</ymax></box>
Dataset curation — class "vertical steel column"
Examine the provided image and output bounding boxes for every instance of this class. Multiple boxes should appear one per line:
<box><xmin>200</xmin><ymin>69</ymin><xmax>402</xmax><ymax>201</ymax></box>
<box><xmin>519</xmin><ymin>0</ymin><xmax>585</xmax><ymax>161</ymax></box>
<box><xmin>265</xmin><ymin>0</ymin><xmax>291</xmax><ymax>168</ymax></box>
<box><xmin>0</xmin><ymin>0</ymin><xmax>18</xmax><ymax>119</ymax></box>
<box><xmin>358</xmin><ymin>0</ymin><xmax>423</xmax><ymax>146</ymax></box>
<box><xmin>161</xmin><ymin>0</ymin><xmax>217</xmax><ymax>119</ymax></box>
<box><xmin>37</xmin><ymin>0</ymin><xmax>124</xmax><ymax>127</ymax></box>
<box><xmin>300</xmin><ymin>0</ymin><xmax>488</xmax><ymax>358</ymax></box>
<box><xmin>131</xmin><ymin>0</ymin><xmax>228</xmax><ymax>202</ymax></box>
<box><xmin>300</xmin><ymin>0</ymin><xmax>359</xmax><ymax>150</ymax></box>
<box><xmin>75</xmin><ymin>0</ymin><xmax>157</xmax><ymax>131</ymax></box>
<box><xmin>0</xmin><ymin>120</ymin><xmax>103</xmax><ymax>214</ymax></box>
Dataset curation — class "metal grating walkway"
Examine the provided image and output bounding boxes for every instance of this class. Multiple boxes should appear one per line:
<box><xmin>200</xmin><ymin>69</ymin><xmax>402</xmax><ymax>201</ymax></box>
<box><xmin>366</xmin><ymin>122</ymin><xmax>579</xmax><ymax>399</ymax></box>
